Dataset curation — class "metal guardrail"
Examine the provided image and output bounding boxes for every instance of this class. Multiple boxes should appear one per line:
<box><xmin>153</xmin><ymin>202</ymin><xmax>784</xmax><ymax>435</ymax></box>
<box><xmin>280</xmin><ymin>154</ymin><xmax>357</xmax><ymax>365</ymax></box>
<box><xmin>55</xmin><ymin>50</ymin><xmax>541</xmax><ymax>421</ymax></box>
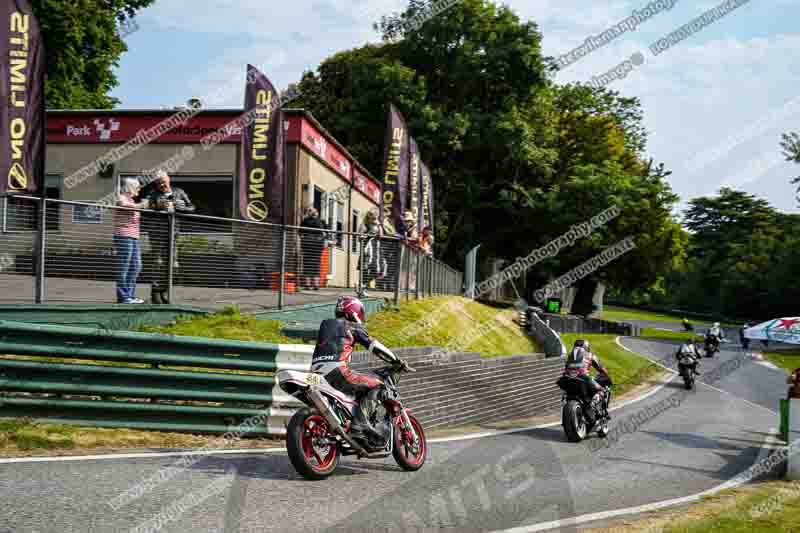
<box><xmin>0</xmin><ymin>195</ymin><xmax>463</xmax><ymax>308</ymax></box>
<box><xmin>0</xmin><ymin>319</ymin><xmax>308</xmax><ymax>435</ymax></box>
<box><xmin>0</xmin><ymin>320</ymin><xmax>558</xmax><ymax>436</ymax></box>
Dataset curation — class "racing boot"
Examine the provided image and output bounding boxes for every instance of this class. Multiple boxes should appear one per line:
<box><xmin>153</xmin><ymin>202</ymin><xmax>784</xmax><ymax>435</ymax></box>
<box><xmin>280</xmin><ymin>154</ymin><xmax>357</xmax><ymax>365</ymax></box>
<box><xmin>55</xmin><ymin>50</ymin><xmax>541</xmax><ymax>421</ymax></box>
<box><xmin>350</xmin><ymin>389</ymin><xmax>384</xmax><ymax>442</ymax></box>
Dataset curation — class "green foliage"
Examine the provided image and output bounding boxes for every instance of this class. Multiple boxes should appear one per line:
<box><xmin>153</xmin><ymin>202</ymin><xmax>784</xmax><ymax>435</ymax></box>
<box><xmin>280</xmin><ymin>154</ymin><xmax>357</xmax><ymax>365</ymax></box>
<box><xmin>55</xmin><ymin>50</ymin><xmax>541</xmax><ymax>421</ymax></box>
<box><xmin>31</xmin><ymin>0</ymin><xmax>155</xmax><ymax>108</ymax></box>
<box><xmin>660</xmin><ymin>188</ymin><xmax>800</xmax><ymax>319</ymax></box>
<box><xmin>782</xmin><ymin>131</ymin><xmax>800</xmax><ymax>204</ymax></box>
<box><xmin>295</xmin><ymin>0</ymin><xmax>682</xmax><ymax>308</ymax></box>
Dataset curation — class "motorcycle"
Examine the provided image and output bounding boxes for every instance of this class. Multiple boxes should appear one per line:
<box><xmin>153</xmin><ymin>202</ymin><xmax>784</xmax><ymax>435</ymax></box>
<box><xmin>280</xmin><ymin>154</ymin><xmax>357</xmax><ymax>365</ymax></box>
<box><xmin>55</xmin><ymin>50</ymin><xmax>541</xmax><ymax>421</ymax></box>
<box><xmin>557</xmin><ymin>375</ymin><xmax>613</xmax><ymax>443</ymax></box>
<box><xmin>704</xmin><ymin>335</ymin><xmax>720</xmax><ymax>358</ymax></box>
<box><xmin>677</xmin><ymin>354</ymin><xmax>699</xmax><ymax>390</ymax></box>
<box><xmin>683</xmin><ymin>321</ymin><xmax>694</xmax><ymax>332</ymax></box>
<box><xmin>277</xmin><ymin>359</ymin><xmax>426</xmax><ymax>480</ymax></box>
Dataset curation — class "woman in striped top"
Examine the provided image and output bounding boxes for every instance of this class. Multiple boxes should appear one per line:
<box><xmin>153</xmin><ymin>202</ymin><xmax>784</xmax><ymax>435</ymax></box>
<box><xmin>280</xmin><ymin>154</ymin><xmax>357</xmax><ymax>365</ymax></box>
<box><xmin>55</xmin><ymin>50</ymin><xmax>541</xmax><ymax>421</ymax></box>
<box><xmin>114</xmin><ymin>178</ymin><xmax>149</xmax><ymax>303</ymax></box>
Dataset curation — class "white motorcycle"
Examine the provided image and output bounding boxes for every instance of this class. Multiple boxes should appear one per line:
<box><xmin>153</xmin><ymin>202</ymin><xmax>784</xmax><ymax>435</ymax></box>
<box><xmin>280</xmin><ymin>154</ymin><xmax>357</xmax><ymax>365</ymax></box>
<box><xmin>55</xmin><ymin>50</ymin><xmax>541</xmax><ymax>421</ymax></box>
<box><xmin>277</xmin><ymin>355</ymin><xmax>425</xmax><ymax>480</ymax></box>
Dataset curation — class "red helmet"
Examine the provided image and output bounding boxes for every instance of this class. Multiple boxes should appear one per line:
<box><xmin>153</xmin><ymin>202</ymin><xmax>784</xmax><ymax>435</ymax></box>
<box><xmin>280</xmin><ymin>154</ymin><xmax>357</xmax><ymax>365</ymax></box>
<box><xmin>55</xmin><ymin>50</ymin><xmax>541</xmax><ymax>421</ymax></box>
<box><xmin>335</xmin><ymin>296</ymin><xmax>365</xmax><ymax>323</ymax></box>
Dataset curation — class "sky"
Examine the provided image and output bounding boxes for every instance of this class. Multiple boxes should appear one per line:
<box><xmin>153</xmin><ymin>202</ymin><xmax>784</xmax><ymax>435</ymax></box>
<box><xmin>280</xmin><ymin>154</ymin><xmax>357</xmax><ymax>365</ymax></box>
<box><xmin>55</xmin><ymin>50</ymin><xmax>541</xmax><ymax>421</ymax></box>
<box><xmin>110</xmin><ymin>0</ymin><xmax>800</xmax><ymax>215</ymax></box>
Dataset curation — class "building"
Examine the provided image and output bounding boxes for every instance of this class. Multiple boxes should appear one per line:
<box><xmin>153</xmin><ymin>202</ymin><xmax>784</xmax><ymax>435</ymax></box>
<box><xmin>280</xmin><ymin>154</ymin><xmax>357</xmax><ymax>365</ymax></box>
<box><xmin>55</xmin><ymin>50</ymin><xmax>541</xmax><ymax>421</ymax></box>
<box><xmin>1</xmin><ymin>107</ymin><xmax>384</xmax><ymax>289</ymax></box>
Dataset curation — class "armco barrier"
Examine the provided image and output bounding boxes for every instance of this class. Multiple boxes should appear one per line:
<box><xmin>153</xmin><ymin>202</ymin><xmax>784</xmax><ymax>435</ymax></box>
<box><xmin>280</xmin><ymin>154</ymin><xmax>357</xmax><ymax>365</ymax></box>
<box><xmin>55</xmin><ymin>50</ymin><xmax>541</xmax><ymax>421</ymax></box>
<box><xmin>536</xmin><ymin>312</ymin><xmax>640</xmax><ymax>337</ymax></box>
<box><xmin>527</xmin><ymin>311</ymin><xmax>567</xmax><ymax>358</ymax></box>
<box><xmin>0</xmin><ymin>320</ymin><xmax>561</xmax><ymax>436</ymax></box>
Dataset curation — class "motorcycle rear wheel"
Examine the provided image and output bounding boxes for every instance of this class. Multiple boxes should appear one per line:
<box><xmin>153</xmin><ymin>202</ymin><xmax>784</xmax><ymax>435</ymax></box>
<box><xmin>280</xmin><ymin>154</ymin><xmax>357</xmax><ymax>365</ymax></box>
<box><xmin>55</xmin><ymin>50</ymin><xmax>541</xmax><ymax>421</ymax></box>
<box><xmin>393</xmin><ymin>413</ymin><xmax>426</xmax><ymax>471</ymax></box>
<box><xmin>287</xmin><ymin>407</ymin><xmax>339</xmax><ymax>480</ymax></box>
<box><xmin>563</xmin><ymin>400</ymin><xmax>587</xmax><ymax>442</ymax></box>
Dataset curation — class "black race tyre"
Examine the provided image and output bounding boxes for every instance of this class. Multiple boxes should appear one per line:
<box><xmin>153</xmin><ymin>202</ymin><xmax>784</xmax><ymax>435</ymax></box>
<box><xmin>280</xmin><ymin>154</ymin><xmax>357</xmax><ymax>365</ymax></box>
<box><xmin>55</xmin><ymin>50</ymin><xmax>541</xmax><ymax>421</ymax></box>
<box><xmin>563</xmin><ymin>401</ymin><xmax>586</xmax><ymax>443</ymax></box>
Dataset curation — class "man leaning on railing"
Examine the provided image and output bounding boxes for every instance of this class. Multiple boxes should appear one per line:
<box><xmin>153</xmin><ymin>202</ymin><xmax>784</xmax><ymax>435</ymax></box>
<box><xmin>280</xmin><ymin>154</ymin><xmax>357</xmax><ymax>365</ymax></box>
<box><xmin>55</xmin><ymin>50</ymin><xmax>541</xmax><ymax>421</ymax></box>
<box><xmin>138</xmin><ymin>170</ymin><xmax>195</xmax><ymax>304</ymax></box>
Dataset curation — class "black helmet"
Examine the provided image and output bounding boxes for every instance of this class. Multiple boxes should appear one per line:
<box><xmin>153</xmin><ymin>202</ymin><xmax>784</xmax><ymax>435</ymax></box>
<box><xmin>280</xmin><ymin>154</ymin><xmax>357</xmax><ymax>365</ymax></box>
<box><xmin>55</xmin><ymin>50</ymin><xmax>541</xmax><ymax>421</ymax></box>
<box><xmin>573</xmin><ymin>339</ymin><xmax>590</xmax><ymax>351</ymax></box>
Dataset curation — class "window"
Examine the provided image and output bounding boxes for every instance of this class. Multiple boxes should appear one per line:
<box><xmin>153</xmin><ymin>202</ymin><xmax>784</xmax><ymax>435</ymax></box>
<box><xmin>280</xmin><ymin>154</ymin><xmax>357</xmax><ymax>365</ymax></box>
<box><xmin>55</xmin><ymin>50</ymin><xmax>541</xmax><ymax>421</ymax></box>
<box><xmin>44</xmin><ymin>175</ymin><xmax>62</xmax><ymax>232</ymax></box>
<box><xmin>313</xmin><ymin>186</ymin><xmax>324</xmax><ymax>214</ymax></box>
<box><xmin>124</xmin><ymin>174</ymin><xmax>234</xmax><ymax>234</ymax></box>
<box><xmin>336</xmin><ymin>201</ymin><xmax>344</xmax><ymax>249</ymax></box>
<box><xmin>351</xmin><ymin>209</ymin><xmax>360</xmax><ymax>253</ymax></box>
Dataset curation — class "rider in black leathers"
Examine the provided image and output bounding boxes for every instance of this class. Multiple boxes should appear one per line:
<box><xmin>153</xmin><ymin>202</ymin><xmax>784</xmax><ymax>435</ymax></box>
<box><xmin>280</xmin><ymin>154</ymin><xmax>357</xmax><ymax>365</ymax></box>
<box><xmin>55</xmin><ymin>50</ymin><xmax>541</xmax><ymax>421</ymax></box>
<box><xmin>310</xmin><ymin>296</ymin><xmax>410</xmax><ymax>441</ymax></box>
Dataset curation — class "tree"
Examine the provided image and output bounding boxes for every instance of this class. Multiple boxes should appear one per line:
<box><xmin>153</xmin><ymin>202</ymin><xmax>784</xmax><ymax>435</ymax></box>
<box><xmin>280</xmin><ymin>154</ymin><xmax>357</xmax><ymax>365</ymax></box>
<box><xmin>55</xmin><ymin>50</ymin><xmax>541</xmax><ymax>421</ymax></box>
<box><xmin>294</xmin><ymin>0</ymin><xmax>682</xmax><ymax>313</ymax></box>
<box><xmin>781</xmin><ymin>131</ymin><xmax>800</xmax><ymax>204</ymax></box>
<box><xmin>31</xmin><ymin>0</ymin><xmax>156</xmax><ymax>109</ymax></box>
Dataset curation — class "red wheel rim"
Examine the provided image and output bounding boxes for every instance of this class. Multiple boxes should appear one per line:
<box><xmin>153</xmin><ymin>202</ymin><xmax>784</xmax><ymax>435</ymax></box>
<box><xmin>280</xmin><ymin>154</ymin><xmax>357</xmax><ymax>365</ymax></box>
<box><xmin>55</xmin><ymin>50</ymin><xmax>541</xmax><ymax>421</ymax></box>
<box><xmin>398</xmin><ymin>415</ymin><xmax>425</xmax><ymax>466</ymax></box>
<box><xmin>301</xmin><ymin>415</ymin><xmax>336</xmax><ymax>471</ymax></box>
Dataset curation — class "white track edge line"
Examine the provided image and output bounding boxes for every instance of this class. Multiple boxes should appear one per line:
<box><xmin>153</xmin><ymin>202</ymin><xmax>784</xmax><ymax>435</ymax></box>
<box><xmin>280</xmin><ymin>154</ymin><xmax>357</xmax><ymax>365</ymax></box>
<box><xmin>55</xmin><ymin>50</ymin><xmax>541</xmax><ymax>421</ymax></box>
<box><xmin>491</xmin><ymin>428</ymin><xmax>782</xmax><ymax>533</ymax></box>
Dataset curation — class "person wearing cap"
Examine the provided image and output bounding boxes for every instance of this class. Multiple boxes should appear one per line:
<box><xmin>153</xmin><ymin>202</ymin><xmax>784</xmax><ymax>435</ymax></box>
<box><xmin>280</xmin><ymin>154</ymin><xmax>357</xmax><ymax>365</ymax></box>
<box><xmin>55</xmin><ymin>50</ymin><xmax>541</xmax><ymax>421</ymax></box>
<box><xmin>114</xmin><ymin>178</ymin><xmax>149</xmax><ymax>304</ymax></box>
<box><xmin>142</xmin><ymin>170</ymin><xmax>195</xmax><ymax>304</ymax></box>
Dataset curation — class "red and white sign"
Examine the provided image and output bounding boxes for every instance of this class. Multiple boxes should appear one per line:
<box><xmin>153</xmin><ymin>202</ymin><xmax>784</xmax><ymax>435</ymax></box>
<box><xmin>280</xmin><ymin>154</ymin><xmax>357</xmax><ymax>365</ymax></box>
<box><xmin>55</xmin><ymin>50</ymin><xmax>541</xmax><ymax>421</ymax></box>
<box><xmin>354</xmin><ymin>166</ymin><xmax>381</xmax><ymax>205</ymax></box>
<box><xmin>296</xmin><ymin>119</ymin><xmax>352</xmax><ymax>182</ymax></box>
<box><xmin>47</xmin><ymin>114</ymin><xmax>242</xmax><ymax>144</ymax></box>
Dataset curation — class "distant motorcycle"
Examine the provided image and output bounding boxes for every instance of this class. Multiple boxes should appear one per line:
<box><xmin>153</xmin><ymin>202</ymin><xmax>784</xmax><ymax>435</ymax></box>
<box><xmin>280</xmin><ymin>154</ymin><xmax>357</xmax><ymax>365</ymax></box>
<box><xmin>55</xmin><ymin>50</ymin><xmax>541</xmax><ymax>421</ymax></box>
<box><xmin>704</xmin><ymin>334</ymin><xmax>720</xmax><ymax>358</ymax></box>
<box><xmin>677</xmin><ymin>354</ymin><xmax>699</xmax><ymax>390</ymax></box>
<box><xmin>277</xmin><ymin>359</ymin><xmax>425</xmax><ymax>480</ymax></box>
<box><xmin>557</xmin><ymin>375</ymin><xmax>613</xmax><ymax>442</ymax></box>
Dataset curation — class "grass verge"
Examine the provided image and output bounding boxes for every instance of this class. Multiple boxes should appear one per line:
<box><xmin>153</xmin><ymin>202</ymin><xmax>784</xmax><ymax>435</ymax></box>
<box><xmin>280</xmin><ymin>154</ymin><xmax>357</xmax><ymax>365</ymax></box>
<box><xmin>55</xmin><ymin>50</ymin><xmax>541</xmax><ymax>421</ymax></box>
<box><xmin>595</xmin><ymin>306</ymin><xmax>738</xmax><ymax>328</ymax></box>
<box><xmin>0</xmin><ymin>418</ymin><xmax>281</xmax><ymax>455</ymax></box>
<box><xmin>560</xmin><ymin>333</ymin><xmax>664</xmax><ymax>398</ymax></box>
<box><xmin>764</xmin><ymin>349</ymin><xmax>800</xmax><ymax>374</ymax></box>
<box><xmin>640</xmin><ymin>328</ymin><xmax>705</xmax><ymax>344</ymax></box>
<box><xmin>138</xmin><ymin>306</ymin><xmax>296</xmax><ymax>344</ymax></box>
<box><xmin>584</xmin><ymin>480</ymin><xmax>800</xmax><ymax>532</ymax></box>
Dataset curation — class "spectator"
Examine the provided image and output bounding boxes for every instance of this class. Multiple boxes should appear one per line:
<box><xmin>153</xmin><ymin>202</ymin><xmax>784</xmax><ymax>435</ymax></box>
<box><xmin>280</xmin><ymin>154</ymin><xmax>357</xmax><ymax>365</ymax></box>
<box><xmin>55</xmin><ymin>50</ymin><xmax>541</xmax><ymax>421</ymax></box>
<box><xmin>300</xmin><ymin>207</ymin><xmax>326</xmax><ymax>290</ymax></box>
<box><xmin>402</xmin><ymin>210</ymin><xmax>418</xmax><ymax>243</ymax></box>
<box><xmin>143</xmin><ymin>170</ymin><xmax>195</xmax><ymax>304</ymax></box>
<box><xmin>419</xmin><ymin>226</ymin><xmax>434</xmax><ymax>256</ymax></box>
<box><xmin>114</xmin><ymin>178</ymin><xmax>148</xmax><ymax>304</ymax></box>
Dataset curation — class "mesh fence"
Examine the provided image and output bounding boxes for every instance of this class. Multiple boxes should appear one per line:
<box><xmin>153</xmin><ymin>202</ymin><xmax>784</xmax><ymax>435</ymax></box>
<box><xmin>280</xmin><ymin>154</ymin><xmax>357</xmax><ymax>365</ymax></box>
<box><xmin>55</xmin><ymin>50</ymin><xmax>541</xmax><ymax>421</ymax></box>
<box><xmin>0</xmin><ymin>196</ymin><xmax>464</xmax><ymax>308</ymax></box>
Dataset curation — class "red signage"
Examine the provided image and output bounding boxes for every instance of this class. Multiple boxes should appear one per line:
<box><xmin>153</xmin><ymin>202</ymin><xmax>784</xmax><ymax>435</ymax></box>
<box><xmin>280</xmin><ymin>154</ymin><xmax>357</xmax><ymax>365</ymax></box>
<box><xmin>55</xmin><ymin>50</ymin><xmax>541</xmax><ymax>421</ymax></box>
<box><xmin>354</xmin><ymin>166</ymin><xmax>380</xmax><ymax>205</ymax></box>
<box><xmin>46</xmin><ymin>114</ymin><xmax>242</xmax><ymax>144</ymax></box>
<box><xmin>298</xmin><ymin>119</ymin><xmax>351</xmax><ymax>181</ymax></box>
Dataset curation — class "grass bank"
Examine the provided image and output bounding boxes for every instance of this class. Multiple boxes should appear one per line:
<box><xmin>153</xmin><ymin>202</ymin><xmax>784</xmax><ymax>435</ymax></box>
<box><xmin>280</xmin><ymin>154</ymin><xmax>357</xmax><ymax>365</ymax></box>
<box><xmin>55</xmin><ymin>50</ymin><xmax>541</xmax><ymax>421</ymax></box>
<box><xmin>586</xmin><ymin>480</ymin><xmax>800</xmax><ymax>533</ymax></box>
<box><xmin>143</xmin><ymin>297</ymin><xmax>542</xmax><ymax>357</ymax></box>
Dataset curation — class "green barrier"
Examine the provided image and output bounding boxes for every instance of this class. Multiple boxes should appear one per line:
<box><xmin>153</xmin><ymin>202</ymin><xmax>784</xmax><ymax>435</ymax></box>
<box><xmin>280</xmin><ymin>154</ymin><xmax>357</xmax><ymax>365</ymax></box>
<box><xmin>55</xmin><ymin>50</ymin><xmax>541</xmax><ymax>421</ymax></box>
<box><xmin>781</xmin><ymin>398</ymin><xmax>790</xmax><ymax>442</ymax></box>
<box><xmin>0</xmin><ymin>319</ymin><xmax>307</xmax><ymax>435</ymax></box>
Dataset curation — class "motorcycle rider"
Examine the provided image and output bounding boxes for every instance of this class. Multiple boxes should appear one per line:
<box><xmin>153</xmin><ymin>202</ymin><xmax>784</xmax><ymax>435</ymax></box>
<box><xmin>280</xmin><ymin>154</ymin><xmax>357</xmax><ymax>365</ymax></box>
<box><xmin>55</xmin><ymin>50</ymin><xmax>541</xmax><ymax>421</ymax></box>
<box><xmin>740</xmin><ymin>323</ymin><xmax>751</xmax><ymax>350</ymax></box>
<box><xmin>682</xmin><ymin>317</ymin><xmax>693</xmax><ymax>332</ymax></box>
<box><xmin>705</xmin><ymin>322</ymin><xmax>724</xmax><ymax>353</ymax></box>
<box><xmin>310</xmin><ymin>296</ymin><xmax>410</xmax><ymax>441</ymax></box>
<box><xmin>676</xmin><ymin>338</ymin><xmax>701</xmax><ymax>375</ymax></box>
<box><xmin>562</xmin><ymin>339</ymin><xmax>612</xmax><ymax>417</ymax></box>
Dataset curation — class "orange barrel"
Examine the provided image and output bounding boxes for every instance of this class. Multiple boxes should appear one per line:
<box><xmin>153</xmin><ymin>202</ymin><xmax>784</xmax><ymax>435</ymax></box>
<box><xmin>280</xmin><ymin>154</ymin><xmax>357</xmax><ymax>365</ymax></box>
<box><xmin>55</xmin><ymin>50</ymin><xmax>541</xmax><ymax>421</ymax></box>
<box><xmin>267</xmin><ymin>272</ymin><xmax>297</xmax><ymax>293</ymax></box>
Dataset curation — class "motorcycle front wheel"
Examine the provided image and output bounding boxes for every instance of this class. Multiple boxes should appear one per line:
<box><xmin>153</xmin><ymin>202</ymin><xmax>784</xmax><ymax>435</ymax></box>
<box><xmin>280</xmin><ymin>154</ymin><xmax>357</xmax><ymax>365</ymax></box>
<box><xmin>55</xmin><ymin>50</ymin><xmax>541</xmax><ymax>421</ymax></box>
<box><xmin>393</xmin><ymin>413</ymin><xmax>427</xmax><ymax>471</ymax></box>
<box><xmin>563</xmin><ymin>400</ymin><xmax>587</xmax><ymax>442</ymax></box>
<box><xmin>286</xmin><ymin>407</ymin><xmax>340</xmax><ymax>480</ymax></box>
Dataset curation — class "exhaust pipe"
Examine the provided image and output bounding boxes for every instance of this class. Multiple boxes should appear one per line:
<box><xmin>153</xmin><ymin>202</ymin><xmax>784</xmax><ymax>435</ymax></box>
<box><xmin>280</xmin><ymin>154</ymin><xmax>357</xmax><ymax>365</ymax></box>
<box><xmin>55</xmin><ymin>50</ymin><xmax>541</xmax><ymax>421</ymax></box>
<box><xmin>306</xmin><ymin>386</ymin><xmax>371</xmax><ymax>457</ymax></box>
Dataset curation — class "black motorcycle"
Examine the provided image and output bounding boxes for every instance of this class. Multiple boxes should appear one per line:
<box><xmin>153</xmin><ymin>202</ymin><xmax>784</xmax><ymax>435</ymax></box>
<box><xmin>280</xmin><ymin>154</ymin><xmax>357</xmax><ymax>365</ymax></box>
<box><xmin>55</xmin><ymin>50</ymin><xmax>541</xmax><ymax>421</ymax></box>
<box><xmin>557</xmin><ymin>375</ymin><xmax>612</xmax><ymax>442</ymax></box>
<box><xmin>677</xmin><ymin>354</ymin><xmax>699</xmax><ymax>390</ymax></box>
<box><xmin>704</xmin><ymin>335</ymin><xmax>720</xmax><ymax>358</ymax></box>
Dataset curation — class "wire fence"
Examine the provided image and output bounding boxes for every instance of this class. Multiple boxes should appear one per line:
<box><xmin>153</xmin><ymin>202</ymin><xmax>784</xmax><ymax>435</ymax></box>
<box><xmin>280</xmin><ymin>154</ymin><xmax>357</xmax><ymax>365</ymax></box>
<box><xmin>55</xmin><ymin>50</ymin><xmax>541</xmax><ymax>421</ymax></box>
<box><xmin>0</xmin><ymin>195</ymin><xmax>463</xmax><ymax>309</ymax></box>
